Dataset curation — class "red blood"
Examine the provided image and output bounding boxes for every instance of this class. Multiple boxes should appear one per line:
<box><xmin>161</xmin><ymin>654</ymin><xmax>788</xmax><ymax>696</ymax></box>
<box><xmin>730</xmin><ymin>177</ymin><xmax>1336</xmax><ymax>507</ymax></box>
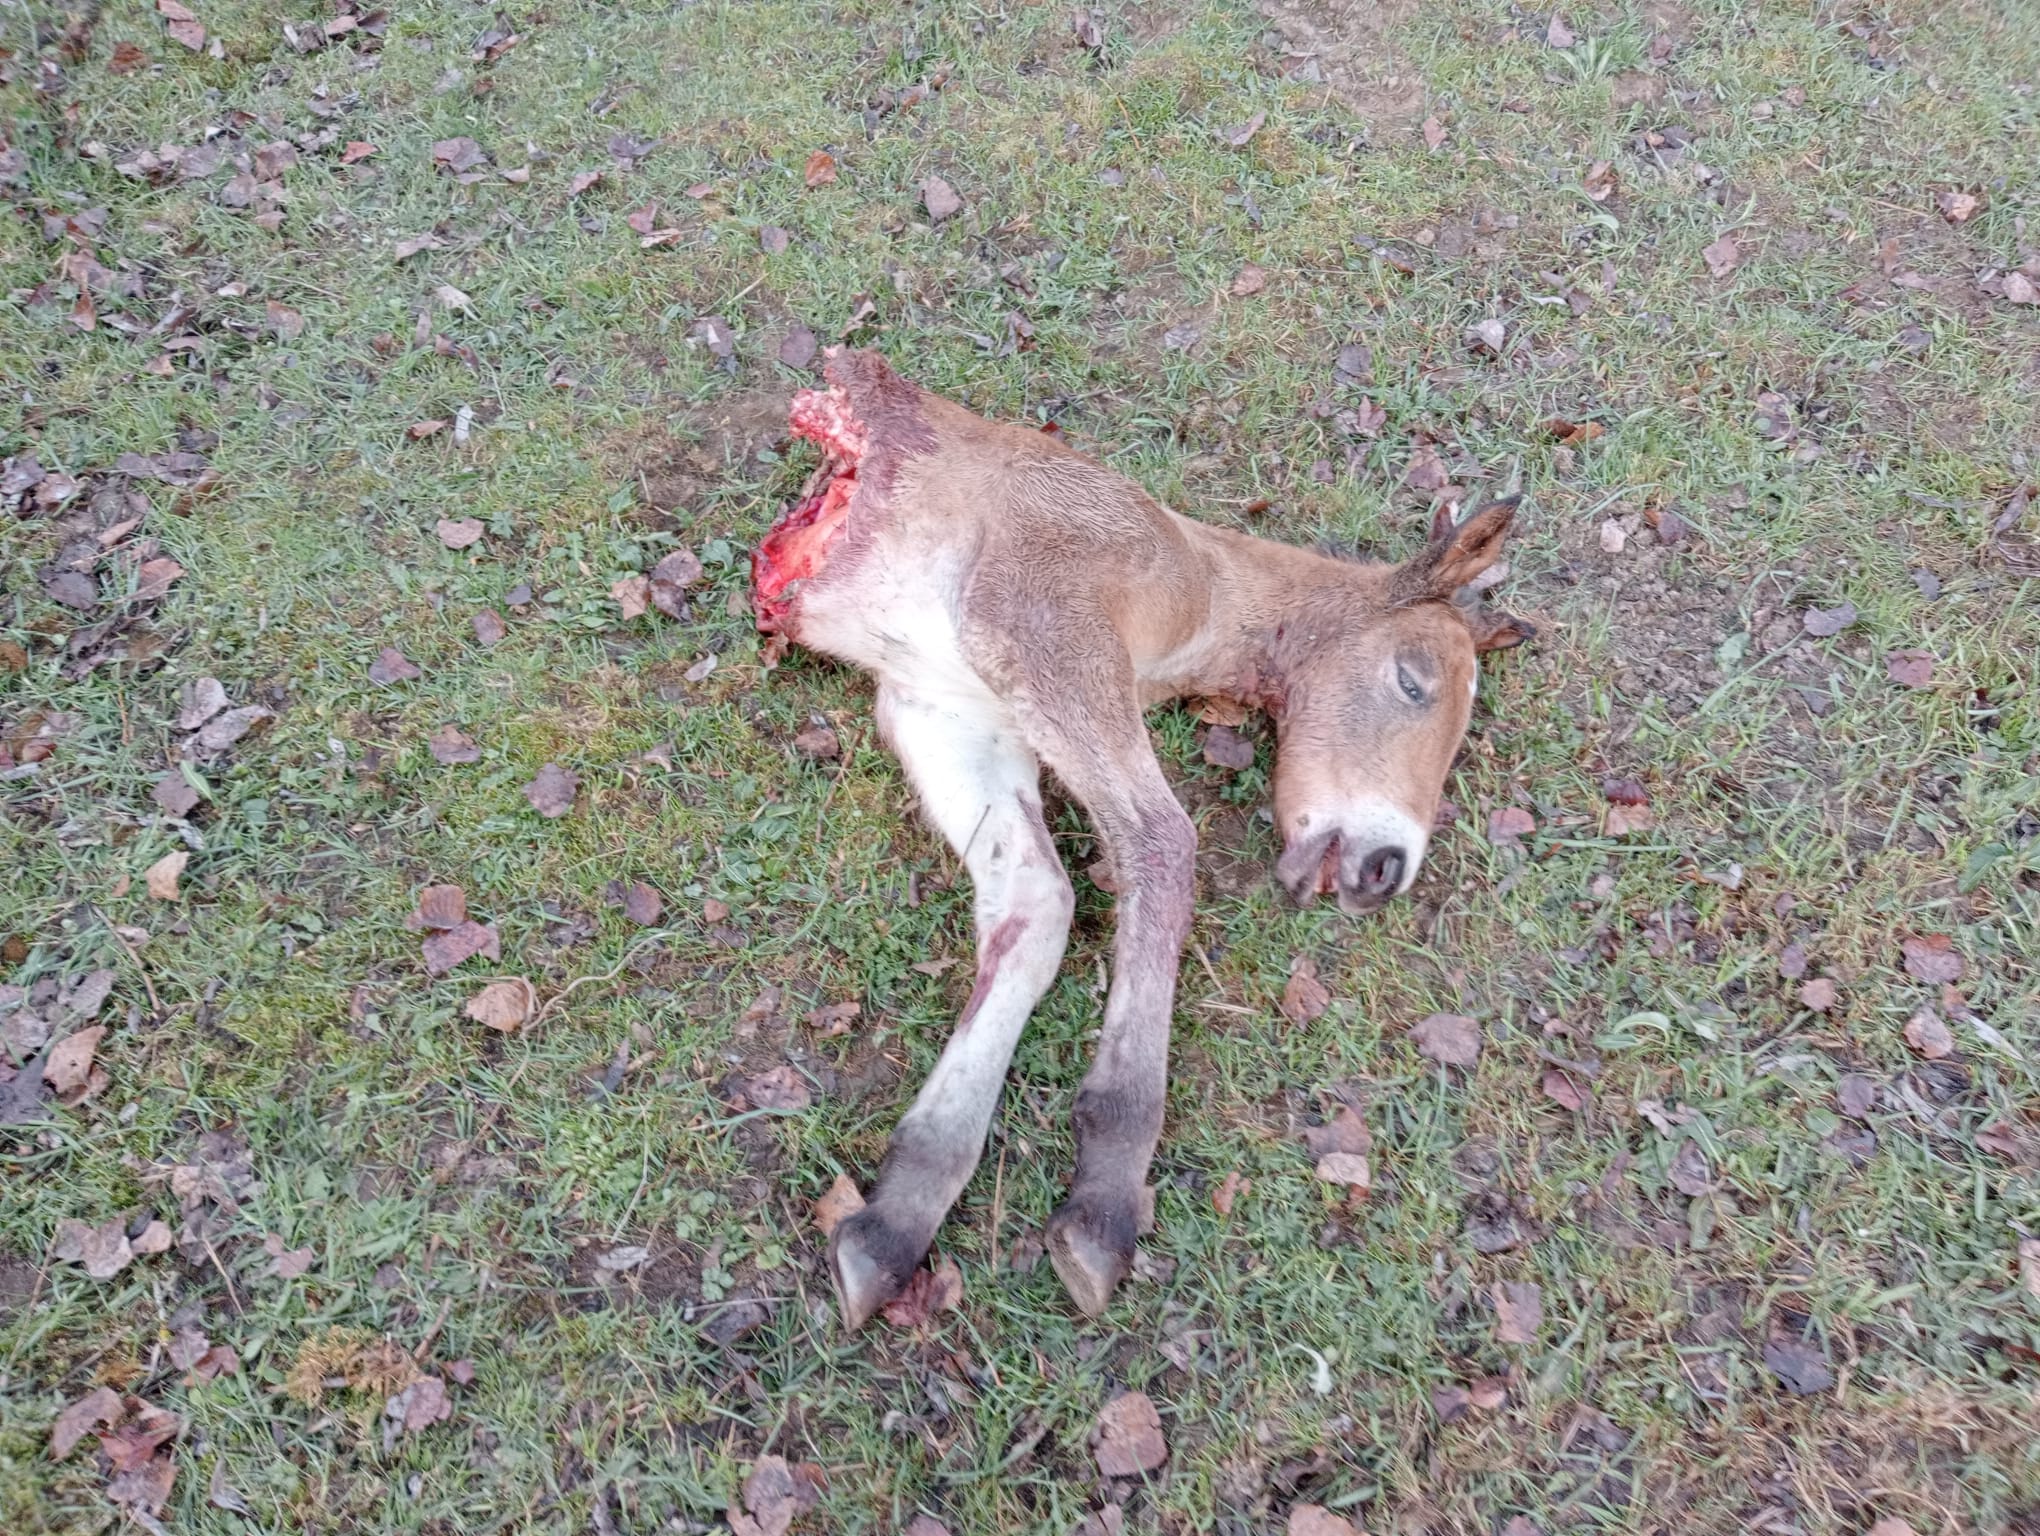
<box><xmin>755</xmin><ymin>386</ymin><xmax>867</xmax><ymax>633</ymax></box>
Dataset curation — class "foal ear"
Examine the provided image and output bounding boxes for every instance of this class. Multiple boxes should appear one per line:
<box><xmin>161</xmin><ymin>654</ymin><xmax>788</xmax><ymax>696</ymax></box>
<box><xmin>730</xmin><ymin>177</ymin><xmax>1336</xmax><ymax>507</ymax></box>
<box><xmin>1468</xmin><ymin>608</ymin><xmax>1537</xmax><ymax>653</ymax></box>
<box><xmin>1414</xmin><ymin>495</ymin><xmax>1520</xmax><ymax>599</ymax></box>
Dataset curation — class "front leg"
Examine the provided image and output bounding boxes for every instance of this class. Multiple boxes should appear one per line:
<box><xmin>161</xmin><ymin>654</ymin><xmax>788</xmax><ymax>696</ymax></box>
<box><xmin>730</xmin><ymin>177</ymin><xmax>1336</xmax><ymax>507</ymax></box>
<box><xmin>1044</xmin><ymin>786</ymin><xmax>1195</xmax><ymax>1314</ymax></box>
<box><xmin>966</xmin><ymin>600</ymin><xmax>1199</xmax><ymax>1317</ymax></box>
<box><xmin>828</xmin><ymin>686</ymin><xmax>1075</xmax><ymax>1328</ymax></box>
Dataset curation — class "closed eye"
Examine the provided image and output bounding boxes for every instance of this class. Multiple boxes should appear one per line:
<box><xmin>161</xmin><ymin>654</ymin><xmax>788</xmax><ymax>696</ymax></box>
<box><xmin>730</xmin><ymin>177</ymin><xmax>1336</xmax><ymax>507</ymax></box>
<box><xmin>1397</xmin><ymin>665</ymin><xmax>1429</xmax><ymax>705</ymax></box>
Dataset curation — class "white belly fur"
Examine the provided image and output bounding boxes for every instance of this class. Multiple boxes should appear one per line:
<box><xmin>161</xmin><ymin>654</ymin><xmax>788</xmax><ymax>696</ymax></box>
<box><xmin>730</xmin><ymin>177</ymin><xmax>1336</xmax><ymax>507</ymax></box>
<box><xmin>796</xmin><ymin>544</ymin><xmax>1007</xmax><ymax>717</ymax></box>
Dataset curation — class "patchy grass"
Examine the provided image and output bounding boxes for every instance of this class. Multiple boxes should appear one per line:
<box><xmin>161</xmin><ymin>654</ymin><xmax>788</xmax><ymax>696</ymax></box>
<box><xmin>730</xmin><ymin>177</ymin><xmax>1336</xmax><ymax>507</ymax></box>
<box><xmin>3</xmin><ymin>0</ymin><xmax>2039</xmax><ymax>1531</ymax></box>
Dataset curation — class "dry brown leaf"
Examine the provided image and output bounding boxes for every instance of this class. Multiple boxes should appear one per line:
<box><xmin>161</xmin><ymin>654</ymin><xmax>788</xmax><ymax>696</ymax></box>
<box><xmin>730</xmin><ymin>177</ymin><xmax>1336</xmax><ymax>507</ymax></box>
<box><xmin>813</xmin><ymin>1173</ymin><xmax>865</xmax><ymax>1237</ymax></box>
<box><xmin>742</xmin><ymin>1065</ymin><xmax>812</xmax><ymax>1112</ymax></box>
<box><xmin>50</xmin><ymin>1386</ymin><xmax>124</xmax><ymax>1460</ymax></box>
<box><xmin>436</xmin><ymin>517</ymin><xmax>485</xmax><ymax>549</ymax></box>
<box><xmin>1799</xmin><ymin>977</ymin><xmax>1838</xmax><ymax>1012</ymax></box>
<box><xmin>1314</xmin><ymin>1152</ymin><xmax>1370</xmax><ymax>1192</ymax></box>
<box><xmin>1201</xmin><ymin>724</ymin><xmax>1255</xmax><ymax>770</ymax></box>
<box><xmin>1900</xmin><ymin>933</ymin><xmax>1964</xmax><ymax>983</ymax></box>
<box><xmin>1541</xmin><ymin>1068</ymin><xmax>1587</xmax><ymax>1111</ymax></box>
<box><xmin>429</xmin><ymin>724</ymin><xmax>480</xmax><ymax>764</ymax></box>
<box><xmin>421</xmin><ymin>920</ymin><xmax>500</xmax><ymax>975</ymax></box>
<box><xmin>1492</xmin><ymin>1279</ymin><xmax>1543</xmax><ymax>1344</ymax></box>
<box><xmin>1422</xmin><ymin>116</ymin><xmax>1448</xmax><ymax>151</ymax></box>
<box><xmin>45</xmin><ymin>1026</ymin><xmax>106</xmax><ymax>1098</ymax></box>
<box><xmin>1702</xmin><ymin>234</ymin><xmax>1742</xmax><ymax>277</ymax></box>
<box><xmin>611</xmin><ymin>575</ymin><xmax>650</xmax><ymax>619</ymax></box>
<box><xmin>880</xmin><ymin>1255</ymin><xmax>964</xmax><ymax>1330</ymax></box>
<box><xmin>1212</xmin><ymin>1168</ymin><xmax>1248</xmax><ymax>1216</ymax></box>
<box><xmin>1904</xmin><ymin>1007</ymin><xmax>1953</xmax><ymax>1059</ymax></box>
<box><xmin>921</xmin><ymin>176</ymin><xmax>963</xmax><ymax>222</ymax></box>
<box><xmin>1487</xmin><ymin>806</ymin><xmax>1535</xmax><ymax>847</ymax></box>
<box><xmin>53</xmin><ymin>1215</ymin><xmax>134</xmax><ymax>1279</ymax></box>
<box><xmin>1230</xmin><ymin>263</ymin><xmax>1268</xmax><ymax>297</ymax></box>
<box><xmin>1411</xmin><ymin>1012</ymin><xmax>1481</xmax><ymax>1067</ymax></box>
<box><xmin>1886</xmin><ymin>648</ymin><xmax>1936</xmax><ymax>688</ymax></box>
<box><xmin>1092</xmin><ymin>1390</ymin><xmax>1167</xmax><ymax>1476</ymax></box>
<box><xmin>145</xmin><ymin>850</ymin><xmax>188</xmax><ymax>900</ymax></box>
<box><xmin>523</xmin><ymin>762</ymin><xmax>579</xmax><ymax>817</ymax></box>
<box><xmin>464</xmin><ymin>978</ymin><xmax>535</xmax><ymax>1032</ymax></box>
<box><xmin>369</xmin><ymin>646</ymin><xmax>421</xmax><ymax>684</ymax></box>
<box><xmin>803</xmin><ymin>150</ymin><xmax>837</xmax><ymax>188</ymax></box>
<box><xmin>1280</xmin><ymin>956</ymin><xmax>1331</xmax><ymax>1025</ymax></box>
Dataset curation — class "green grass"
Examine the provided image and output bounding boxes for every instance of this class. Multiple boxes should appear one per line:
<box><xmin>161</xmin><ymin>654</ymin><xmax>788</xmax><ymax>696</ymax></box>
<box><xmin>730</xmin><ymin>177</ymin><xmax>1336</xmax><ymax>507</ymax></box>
<box><xmin>3</xmin><ymin>0</ymin><xmax>2039</xmax><ymax>1531</ymax></box>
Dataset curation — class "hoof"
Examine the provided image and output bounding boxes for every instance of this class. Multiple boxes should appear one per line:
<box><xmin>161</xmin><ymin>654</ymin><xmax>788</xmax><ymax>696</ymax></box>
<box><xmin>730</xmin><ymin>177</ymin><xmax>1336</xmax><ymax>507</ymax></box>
<box><xmin>1047</xmin><ymin>1196</ymin><xmax>1136</xmax><ymax>1317</ymax></box>
<box><xmin>827</xmin><ymin>1208</ymin><xmax>926</xmax><ymax>1331</ymax></box>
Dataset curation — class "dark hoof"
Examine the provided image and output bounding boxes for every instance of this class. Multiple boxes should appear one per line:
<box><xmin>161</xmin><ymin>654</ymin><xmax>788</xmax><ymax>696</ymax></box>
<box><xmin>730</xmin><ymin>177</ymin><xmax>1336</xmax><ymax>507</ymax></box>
<box><xmin>1046</xmin><ymin>1196</ymin><xmax>1136</xmax><ymax>1317</ymax></box>
<box><xmin>827</xmin><ymin>1207</ymin><xmax>927</xmax><ymax>1331</ymax></box>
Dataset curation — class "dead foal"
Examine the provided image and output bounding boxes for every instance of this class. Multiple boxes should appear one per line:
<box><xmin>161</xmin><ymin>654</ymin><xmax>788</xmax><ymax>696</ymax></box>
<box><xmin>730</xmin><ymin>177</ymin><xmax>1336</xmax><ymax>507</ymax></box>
<box><xmin>751</xmin><ymin>349</ymin><xmax>1531</xmax><ymax>1326</ymax></box>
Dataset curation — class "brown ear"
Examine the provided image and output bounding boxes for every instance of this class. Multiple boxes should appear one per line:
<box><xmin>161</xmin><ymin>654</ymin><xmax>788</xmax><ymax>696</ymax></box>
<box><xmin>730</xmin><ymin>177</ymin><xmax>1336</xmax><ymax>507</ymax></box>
<box><xmin>1411</xmin><ymin>495</ymin><xmax>1520</xmax><ymax>600</ymax></box>
<box><xmin>1469</xmin><ymin>608</ymin><xmax>1536</xmax><ymax>653</ymax></box>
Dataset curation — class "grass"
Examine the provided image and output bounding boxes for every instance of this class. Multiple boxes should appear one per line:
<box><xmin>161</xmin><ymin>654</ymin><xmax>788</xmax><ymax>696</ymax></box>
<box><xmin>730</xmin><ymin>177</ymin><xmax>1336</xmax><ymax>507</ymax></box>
<box><xmin>3</xmin><ymin>0</ymin><xmax>2038</xmax><ymax>1531</ymax></box>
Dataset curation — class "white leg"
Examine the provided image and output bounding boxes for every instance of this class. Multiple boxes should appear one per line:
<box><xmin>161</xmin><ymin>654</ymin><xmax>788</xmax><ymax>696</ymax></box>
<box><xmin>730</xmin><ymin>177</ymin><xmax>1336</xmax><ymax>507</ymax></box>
<box><xmin>829</xmin><ymin>685</ymin><xmax>1075</xmax><ymax>1327</ymax></box>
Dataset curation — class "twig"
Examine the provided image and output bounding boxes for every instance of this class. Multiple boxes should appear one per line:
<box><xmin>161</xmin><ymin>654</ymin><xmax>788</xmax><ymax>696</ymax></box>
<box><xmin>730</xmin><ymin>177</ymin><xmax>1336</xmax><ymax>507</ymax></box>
<box><xmin>413</xmin><ymin>1296</ymin><xmax>454</xmax><ymax>1362</ymax></box>
<box><xmin>988</xmin><ymin>1141</ymin><xmax>1007</xmax><ymax>1272</ymax></box>
<box><xmin>529</xmin><ymin>929</ymin><xmax>674</xmax><ymax>1029</ymax></box>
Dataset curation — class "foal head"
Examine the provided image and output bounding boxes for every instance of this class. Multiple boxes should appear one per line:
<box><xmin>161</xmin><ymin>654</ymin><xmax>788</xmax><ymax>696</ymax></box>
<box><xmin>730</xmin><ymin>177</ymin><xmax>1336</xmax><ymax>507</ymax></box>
<box><xmin>1269</xmin><ymin>497</ymin><xmax>1532</xmax><ymax>914</ymax></box>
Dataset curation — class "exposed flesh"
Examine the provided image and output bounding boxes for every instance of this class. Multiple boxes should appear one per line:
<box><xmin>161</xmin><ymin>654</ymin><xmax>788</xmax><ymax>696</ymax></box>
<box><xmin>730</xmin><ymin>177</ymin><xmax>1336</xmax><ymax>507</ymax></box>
<box><xmin>752</xmin><ymin>386</ymin><xmax>868</xmax><ymax>633</ymax></box>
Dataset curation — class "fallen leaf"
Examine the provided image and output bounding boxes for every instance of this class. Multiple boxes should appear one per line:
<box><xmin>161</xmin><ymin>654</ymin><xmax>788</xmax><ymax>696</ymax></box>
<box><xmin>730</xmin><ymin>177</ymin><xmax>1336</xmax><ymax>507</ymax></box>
<box><xmin>1546</xmin><ymin>12</ymin><xmax>1576</xmax><ymax>46</ymax></box>
<box><xmin>264</xmin><ymin>301</ymin><xmax>304</xmax><ymax>341</ymax></box>
<box><xmin>429</xmin><ymin>724</ymin><xmax>480</xmax><ymax>764</ymax></box>
<box><xmin>1799</xmin><ymin>977</ymin><xmax>1838</xmax><ymax>1012</ymax></box>
<box><xmin>145</xmin><ymin>850</ymin><xmax>188</xmax><ymax>900</ymax></box>
<box><xmin>1280</xmin><ymin>956</ymin><xmax>1331</xmax><ymax>1025</ymax></box>
<box><xmin>471</xmin><ymin>609</ymin><xmax>507</xmax><ymax>646</ymax></box>
<box><xmin>45</xmin><ymin>1027</ymin><xmax>106</xmax><ymax>1099</ymax></box>
<box><xmin>1488</xmin><ymin>805</ymin><xmax>1535</xmax><ymax>847</ymax></box>
<box><xmin>1492</xmin><ymin>1279</ymin><xmax>1542</xmax><ymax>1344</ymax></box>
<box><xmin>1303</xmin><ymin>1105</ymin><xmax>1371</xmax><ymax>1160</ymax></box>
<box><xmin>1599</xmin><ymin>518</ymin><xmax>1628</xmax><ymax>554</ymax></box>
<box><xmin>407</xmin><ymin>420</ymin><xmax>447</xmax><ymax>440</ymax></box>
<box><xmin>1092</xmin><ymin>1391</ymin><xmax>1167</xmax><ymax>1476</ymax></box>
<box><xmin>1212</xmin><ymin>1168</ymin><xmax>1248</xmax><ymax>1216</ymax></box>
<box><xmin>1229</xmin><ymin>263</ymin><xmax>1268</xmax><ymax>296</ymax></box>
<box><xmin>1411</xmin><ymin>1012</ymin><xmax>1481</xmax><ymax>1067</ymax></box>
<box><xmin>340</xmin><ymin>141</ymin><xmax>379</xmax><ymax>164</ymax></box>
<box><xmin>1866</xmin><ymin>1521</ymin><xmax>1918</xmax><ymax>1536</ymax></box>
<box><xmin>176</xmin><ymin>676</ymin><xmax>231</xmax><ymax>731</ymax></box>
<box><xmin>608</xmin><ymin>575</ymin><xmax>650</xmax><ymax>620</ymax></box>
<box><xmin>264</xmin><ymin>1231</ymin><xmax>314</xmax><ymax>1279</ymax></box>
<box><xmin>1432</xmin><ymin>1382</ymin><xmax>1471</xmax><ymax>1422</ymax></box>
<box><xmin>1936</xmin><ymin>189</ymin><xmax>1981</xmax><ymax>224</ymax></box>
<box><xmin>435</xmin><ymin>284</ymin><xmax>473</xmax><ymax>312</ymax></box>
<box><xmin>803</xmin><ymin>150</ymin><xmax>837</xmax><ymax>188</ymax></box>
<box><xmin>369</xmin><ymin>646</ymin><xmax>421</xmax><ymax>685</ymax></box>
<box><xmin>2005</xmin><ymin>272</ymin><xmax>2039</xmax><ymax>306</ymax></box>
<box><xmin>157</xmin><ymin>0</ymin><xmax>204</xmax><ymax>50</ymax></box>
<box><xmin>523</xmin><ymin>763</ymin><xmax>579</xmax><ymax>817</ymax></box>
<box><xmin>814</xmin><ymin>1174</ymin><xmax>865</xmax><ymax>1237</ymax></box>
<box><xmin>53</xmin><ymin>1215</ymin><xmax>134</xmax><ymax>1279</ymax></box>
<box><xmin>135</xmin><ymin>558</ymin><xmax>184</xmax><ymax>598</ymax></box>
<box><xmin>1762</xmin><ymin>1337</ymin><xmax>1834</xmax><ymax>1396</ymax></box>
<box><xmin>131</xmin><ymin>1220</ymin><xmax>171</xmax><ymax>1255</ymax></box>
<box><xmin>650</xmin><ymin>548</ymin><xmax>704</xmax><ymax>616</ymax></box>
<box><xmin>209</xmin><ymin>1456</ymin><xmax>251</xmax><ymax>1513</ymax></box>
<box><xmin>2019</xmin><ymin>1238</ymin><xmax>2040</xmax><ymax>1302</ymax></box>
<box><xmin>1670</xmin><ymin>1138</ymin><xmax>1711</xmax><ymax>1196</ymax></box>
<box><xmin>759</xmin><ymin>225</ymin><xmax>790</xmax><ymax>254</ymax></box>
<box><xmin>1222</xmin><ymin>110</ymin><xmax>1266</xmax><ymax>148</ymax></box>
<box><xmin>1901</xmin><ymin>934</ymin><xmax>1965</xmax><ymax>984</ymax></box>
<box><xmin>387</xmin><ymin>1375</ymin><xmax>451</xmax><ymax>1434</ymax></box>
<box><xmin>194</xmin><ymin>705</ymin><xmax>272</xmax><ymax>753</ymax></box>
<box><xmin>436</xmin><ymin>517</ymin><xmax>485</xmax><ymax>549</ymax></box>
<box><xmin>103</xmin><ymin>1404</ymin><xmax>181</xmax><ymax>1513</ymax></box>
<box><xmin>1904</xmin><ymin>1007</ymin><xmax>1953</xmax><ymax>1059</ymax></box>
<box><xmin>793</xmin><ymin>722</ymin><xmax>841</xmax><ymax>760</ymax></box>
<box><xmin>778</xmin><ymin>326</ymin><xmax>819</xmax><ymax>369</ymax></box>
<box><xmin>1548</xmin><ymin>416</ymin><xmax>1606</xmax><ymax>445</ymax></box>
<box><xmin>1288</xmin><ymin>1507</ymin><xmax>1361</xmax><ymax>1536</ymax></box>
<box><xmin>432</xmin><ymin>137</ymin><xmax>485</xmax><ymax>173</ymax></box>
<box><xmin>1314</xmin><ymin>1152</ymin><xmax>1370</xmax><ymax>1192</ymax></box>
<box><xmin>50</xmin><ymin>1385</ymin><xmax>124</xmax><ymax>1459</ymax></box>
<box><xmin>921</xmin><ymin>175</ymin><xmax>964</xmax><ymax>222</ymax></box>
<box><xmin>1582</xmin><ymin>160</ymin><xmax>1617</xmax><ymax>201</ymax></box>
<box><xmin>464</xmin><ymin>978</ymin><xmax>535</xmax><ymax>1032</ymax></box>
<box><xmin>1422</xmin><ymin>116</ymin><xmax>1448</xmax><ymax>151</ymax></box>
<box><xmin>568</xmin><ymin>168</ymin><xmax>603</xmax><ymax>197</ymax></box>
<box><xmin>1541</xmin><ymin>1068</ymin><xmax>1587</xmax><ymax>1111</ymax></box>
<box><xmin>617</xmin><ymin>880</ymin><xmax>662</xmax><ymax>926</ymax></box>
<box><xmin>110</xmin><ymin>40</ymin><xmax>148</xmax><ymax>73</ymax></box>
<box><xmin>421</xmin><ymin>920</ymin><xmax>500</xmax><ymax>975</ymax></box>
<box><xmin>742</xmin><ymin>1065</ymin><xmax>812</xmax><ymax>1112</ymax></box>
<box><xmin>1886</xmin><ymin>648</ymin><xmax>1935</xmax><ymax>688</ymax></box>
<box><xmin>1201</xmin><ymin>724</ymin><xmax>1255</xmax><ymax>770</ymax></box>
<box><xmin>1702</xmin><ymin>235</ymin><xmax>1742</xmax><ymax>278</ymax></box>
<box><xmin>1466</xmin><ymin>318</ymin><xmax>1507</xmax><ymax>354</ymax></box>
<box><xmin>1837</xmin><ymin>1075</ymin><xmax>1876</xmax><ymax>1119</ymax></box>
<box><xmin>1803</xmin><ymin>601</ymin><xmax>1857</xmax><ymax>637</ymax></box>
<box><xmin>728</xmin><ymin>1453</ymin><xmax>815</xmax><ymax>1536</ymax></box>
<box><xmin>880</xmin><ymin>1256</ymin><xmax>964</xmax><ymax>1330</ymax></box>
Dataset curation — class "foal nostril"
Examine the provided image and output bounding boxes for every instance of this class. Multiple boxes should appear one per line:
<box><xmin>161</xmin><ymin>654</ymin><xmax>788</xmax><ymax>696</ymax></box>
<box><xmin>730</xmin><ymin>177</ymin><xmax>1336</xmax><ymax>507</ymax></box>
<box><xmin>1357</xmin><ymin>846</ymin><xmax>1407</xmax><ymax>897</ymax></box>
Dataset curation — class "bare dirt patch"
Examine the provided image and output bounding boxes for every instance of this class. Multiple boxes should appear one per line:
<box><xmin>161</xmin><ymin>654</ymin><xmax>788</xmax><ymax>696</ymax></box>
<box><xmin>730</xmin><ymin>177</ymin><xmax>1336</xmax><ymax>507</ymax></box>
<box><xmin>1254</xmin><ymin>0</ymin><xmax>1426</xmax><ymax>130</ymax></box>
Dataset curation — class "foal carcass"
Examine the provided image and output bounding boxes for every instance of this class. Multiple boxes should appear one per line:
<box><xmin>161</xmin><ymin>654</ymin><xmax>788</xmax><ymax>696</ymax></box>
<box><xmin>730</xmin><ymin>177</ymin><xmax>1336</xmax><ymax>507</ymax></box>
<box><xmin>752</xmin><ymin>348</ymin><xmax>1531</xmax><ymax>1326</ymax></box>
